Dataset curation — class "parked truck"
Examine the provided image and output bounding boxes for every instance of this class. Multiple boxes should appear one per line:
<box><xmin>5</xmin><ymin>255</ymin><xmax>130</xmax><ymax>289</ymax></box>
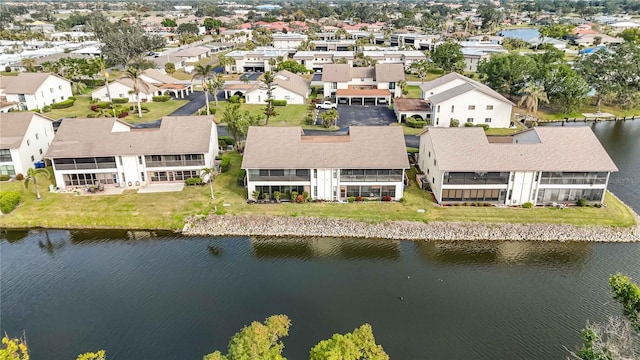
<box><xmin>315</xmin><ymin>101</ymin><xmax>337</xmax><ymax>110</ymax></box>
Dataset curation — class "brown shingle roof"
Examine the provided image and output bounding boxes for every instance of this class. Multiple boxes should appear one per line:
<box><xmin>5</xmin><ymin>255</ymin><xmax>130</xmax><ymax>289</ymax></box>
<box><xmin>1</xmin><ymin>73</ymin><xmax>70</xmax><ymax>94</ymax></box>
<box><xmin>374</xmin><ymin>63</ymin><xmax>405</xmax><ymax>82</ymax></box>
<box><xmin>420</xmin><ymin>72</ymin><xmax>514</xmax><ymax>105</ymax></box>
<box><xmin>242</xmin><ymin>126</ymin><xmax>410</xmax><ymax>169</ymax></box>
<box><xmin>394</xmin><ymin>98</ymin><xmax>431</xmax><ymax>112</ymax></box>
<box><xmin>273</xmin><ymin>70</ymin><xmax>310</xmax><ymax>97</ymax></box>
<box><xmin>423</xmin><ymin>127</ymin><xmax>618</xmax><ymax>172</ymax></box>
<box><xmin>46</xmin><ymin>116</ymin><xmax>216</xmax><ymax>158</ymax></box>
<box><xmin>0</xmin><ymin>112</ymin><xmax>53</xmax><ymax>148</ymax></box>
<box><xmin>322</xmin><ymin>64</ymin><xmax>404</xmax><ymax>83</ymax></box>
<box><xmin>142</xmin><ymin>68</ymin><xmax>181</xmax><ymax>84</ymax></box>
<box><xmin>321</xmin><ymin>64</ymin><xmax>351</xmax><ymax>82</ymax></box>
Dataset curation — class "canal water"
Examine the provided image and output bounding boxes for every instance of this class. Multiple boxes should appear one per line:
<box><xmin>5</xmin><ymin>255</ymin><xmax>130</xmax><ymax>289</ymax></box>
<box><xmin>2</xmin><ymin>120</ymin><xmax>639</xmax><ymax>359</ymax></box>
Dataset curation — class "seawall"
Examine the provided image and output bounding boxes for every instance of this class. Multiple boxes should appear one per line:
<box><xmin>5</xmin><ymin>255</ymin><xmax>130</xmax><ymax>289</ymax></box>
<box><xmin>183</xmin><ymin>215</ymin><xmax>640</xmax><ymax>242</ymax></box>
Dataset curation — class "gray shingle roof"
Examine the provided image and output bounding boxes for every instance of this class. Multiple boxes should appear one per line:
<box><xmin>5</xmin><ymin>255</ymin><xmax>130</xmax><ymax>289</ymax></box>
<box><xmin>1</xmin><ymin>73</ymin><xmax>70</xmax><ymax>94</ymax></box>
<box><xmin>374</xmin><ymin>63</ymin><xmax>405</xmax><ymax>82</ymax></box>
<box><xmin>423</xmin><ymin>127</ymin><xmax>618</xmax><ymax>172</ymax></box>
<box><xmin>272</xmin><ymin>70</ymin><xmax>310</xmax><ymax>97</ymax></box>
<box><xmin>0</xmin><ymin>112</ymin><xmax>53</xmax><ymax>148</ymax></box>
<box><xmin>242</xmin><ymin>126</ymin><xmax>410</xmax><ymax>169</ymax></box>
<box><xmin>45</xmin><ymin>116</ymin><xmax>216</xmax><ymax>158</ymax></box>
<box><xmin>321</xmin><ymin>64</ymin><xmax>404</xmax><ymax>83</ymax></box>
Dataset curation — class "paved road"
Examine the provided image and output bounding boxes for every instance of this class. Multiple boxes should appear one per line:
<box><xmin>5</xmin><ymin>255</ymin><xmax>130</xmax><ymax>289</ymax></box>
<box><xmin>168</xmin><ymin>91</ymin><xmax>208</xmax><ymax>116</ymax></box>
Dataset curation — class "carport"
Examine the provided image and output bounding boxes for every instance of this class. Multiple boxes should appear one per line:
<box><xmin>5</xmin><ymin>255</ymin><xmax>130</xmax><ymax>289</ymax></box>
<box><xmin>393</xmin><ymin>98</ymin><xmax>431</xmax><ymax>123</ymax></box>
<box><xmin>243</xmin><ymin>65</ymin><xmax>265</xmax><ymax>72</ymax></box>
<box><xmin>336</xmin><ymin>88</ymin><xmax>391</xmax><ymax>106</ymax></box>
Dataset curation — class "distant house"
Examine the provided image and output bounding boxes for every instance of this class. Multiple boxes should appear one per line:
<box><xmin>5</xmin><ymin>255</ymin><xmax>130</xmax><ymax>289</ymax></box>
<box><xmin>572</xmin><ymin>33</ymin><xmax>623</xmax><ymax>47</ymax></box>
<box><xmin>362</xmin><ymin>50</ymin><xmax>427</xmax><ymax>69</ymax></box>
<box><xmin>46</xmin><ymin>116</ymin><xmax>218</xmax><ymax>190</ymax></box>
<box><xmin>244</xmin><ymin>70</ymin><xmax>310</xmax><ymax>105</ymax></box>
<box><xmin>322</xmin><ymin>63</ymin><xmax>405</xmax><ymax>104</ymax></box>
<box><xmin>0</xmin><ymin>73</ymin><xmax>72</xmax><ymax>111</ymax></box>
<box><xmin>242</xmin><ymin>126</ymin><xmax>410</xmax><ymax>201</ymax></box>
<box><xmin>609</xmin><ymin>21</ymin><xmax>640</xmax><ymax>32</ymax></box>
<box><xmin>0</xmin><ymin>112</ymin><xmax>55</xmax><ymax>178</ymax></box>
<box><xmin>292</xmin><ymin>51</ymin><xmax>354</xmax><ymax>72</ymax></box>
<box><xmin>418</xmin><ymin>127</ymin><xmax>618</xmax><ymax>206</ymax></box>
<box><xmin>419</xmin><ymin>72</ymin><xmax>513</xmax><ymax>128</ymax></box>
<box><xmin>90</xmin><ymin>78</ymin><xmax>160</xmax><ymax>103</ymax></box>
<box><xmin>225</xmin><ymin>49</ymin><xmax>290</xmax><ymax>73</ymax></box>
<box><xmin>272</xmin><ymin>33</ymin><xmax>307</xmax><ymax>49</ymax></box>
<box><xmin>172</xmin><ymin>47</ymin><xmax>211</xmax><ymax>63</ymax></box>
<box><xmin>140</xmin><ymin>69</ymin><xmax>193</xmax><ymax>98</ymax></box>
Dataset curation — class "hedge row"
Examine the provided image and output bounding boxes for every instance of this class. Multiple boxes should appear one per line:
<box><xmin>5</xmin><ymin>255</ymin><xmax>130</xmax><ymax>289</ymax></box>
<box><xmin>272</xmin><ymin>99</ymin><xmax>287</xmax><ymax>106</ymax></box>
<box><xmin>0</xmin><ymin>191</ymin><xmax>21</xmax><ymax>214</ymax></box>
<box><xmin>51</xmin><ymin>98</ymin><xmax>76</xmax><ymax>109</ymax></box>
<box><xmin>152</xmin><ymin>95</ymin><xmax>171</xmax><ymax>102</ymax></box>
<box><xmin>406</xmin><ymin>117</ymin><xmax>427</xmax><ymax>128</ymax></box>
<box><xmin>112</xmin><ymin>98</ymin><xmax>129</xmax><ymax>104</ymax></box>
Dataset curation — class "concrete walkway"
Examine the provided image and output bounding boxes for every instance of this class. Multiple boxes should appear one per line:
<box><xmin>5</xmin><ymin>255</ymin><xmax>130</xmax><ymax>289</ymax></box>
<box><xmin>137</xmin><ymin>183</ymin><xmax>185</xmax><ymax>193</ymax></box>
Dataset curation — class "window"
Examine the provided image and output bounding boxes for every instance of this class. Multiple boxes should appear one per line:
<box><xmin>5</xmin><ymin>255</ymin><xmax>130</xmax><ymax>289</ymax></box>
<box><xmin>451</xmin><ymin>105</ymin><xmax>454</xmax><ymax>112</ymax></box>
<box><xmin>39</xmin><ymin>148</ymin><xmax>43</xmax><ymax>155</ymax></box>
<box><xmin>333</xmin><ymin>170</ymin><xmax>337</xmax><ymax>178</ymax></box>
<box><xmin>486</xmin><ymin>105</ymin><xmax>494</xmax><ymax>110</ymax></box>
<box><xmin>59</xmin><ymin>85</ymin><xmax>62</xmax><ymax>90</ymax></box>
<box><xmin>35</xmin><ymin>133</ymin><xmax>39</xmax><ymax>140</ymax></box>
<box><xmin>0</xmin><ymin>150</ymin><xmax>11</xmax><ymax>162</ymax></box>
<box><xmin>389</xmin><ymin>82</ymin><xmax>396</xmax><ymax>90</ymax></box>
<box><xmin>507</xmin><ymin>190</ymin><xmax>512</xmax><ymax>200</ymax></box>
<box><xmin>436</xmin><ymin>118</ymin><xmax>439</xmax><ymax>125</ymax></box>
<box><xmin>50</xmin><ymin>88</ymin><xmax>54</xmax><ymax>93</ymax></box>
<box><xmin>434</xmin><ymin>159</ymin><xmax>437</xmax><ymax>166</ymax></box>
<box><xmin>119</xmin><ymin>157</ymin><xmax>123</xmax><ymax>165</ymax></box>
<box><xmin>30</xmin><ymin>155</ymin><xmax>35</xmax><ymax>162</ymax></box>
<box><xmin>468</xmin><ymin>105</ymin><xmax>475</xmax><ymax>110</ymax></box>
<box><xmin>313</xmin><ymin>169</ymin><xmax>317</xmax><ymax>178</ymax></box>
<box><xmin>467</xmin><ymin>118</ymin><xmax>474</xmax><ymax>123</ymax></box>
<box><xmin>26</xmin><ymin>140</ymin><xmax>30</xmax><ymax>146</ymax></box>
<box><xmin>18</xmin><ymin>94</ymin><xmax>26</xmax><ymax>102</ymax></box>
<box><xmin>0</xmin><ymin>165</ymin><xmax>15</xmax><ymax>176</ymax></box>
<box><xmin>428</xmin><ymin>151</ymin><xmax>431</xmax><ymax>158</ymax></box>
<box><xmin>437</xmin><ymin>105</ymin><xmax>440</xmax><ymax>112</ymax></box>
<box><xmin>141</xmin><ymin>172</ymin><xmax>145</xmax><ymax>181</ymax></box>
<box><xmin>485</xmin><ymin>118</ymin><xmax>492</xmax><ymax>123</ymax></box>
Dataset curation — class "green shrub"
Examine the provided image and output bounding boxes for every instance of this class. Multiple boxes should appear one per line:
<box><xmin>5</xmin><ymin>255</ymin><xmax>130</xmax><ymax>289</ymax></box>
<box><xmin>429</xmin><ymin>68</ymin><xmax>445</xmax><ymax>74</ymax></box>
<box><xmin>594</xmin><ymin>202</ymin><xmax>602</xmax><ymax>208</ymax></box>
<box><xmin>252</xmin><ymin>190</ymin><xmax>260</xmax><ymax>200</ymax></box>
<box><xmin>347</xmin><ymin>196</ymin><xmax>355</xmax><ymax>203</ymax></box>
<box><xmin>273</xmin><ymin>191</ymin><xmax>281</xmax><ymax>201</ymax></box>
<box><xmin>577</xmin><ymin>198</ymin><xmax>588</xmax><ymax>207</ymax></box>
<box><xmin>0</xmin><ymin>191</ymin><xmax>21</xmax><ymax>214</ymax></box>
<box><xmin>112</xmin><ymin>97</ymin><xmax>129</xmax><ymax>104</ymax></box>
<box><xmin>219</xmin><ymin>157</ymin><xmax>231</xmax><ymax>172</ymax></box>
<box><xmin>464</xmin><ymin>122</ymin><xmax>474</xmax><ymax>127</ymax></box>
<box><xmin>0</xmin><ymin>175</ymin><xmax>10</xmax><ymax>181</ymax></box>
<box><xmin>272</xmin><ymin>99</ymin><xmax>287</xmax><ymax>106</ymax></box>
<box><xmin>51</xmin><ymin>98</ymin><xmax>76</xmax><ymax>109</ymax></box>
<box><xmin>305</xmin><ymin>112</ymin><xmax>315</xmax><ymax>125</ymax></box>
<box><xmin>87</xmin><ymin>113</ymin><xmax>98</xmax><ymax>118</ymax></box>
<box><xmin>96</xmin><ymin>102</ymin><xmax>111</xmax><ymax>109</ymax></box>
<box><xmin>522</xmin><ymin>202</ymin><xmax>534</xmax><ymax>208</ymax></box>
<box><xmin>475</xmin><ymin>124</ymin><xmax>490</xmax><ymax>131</ymax></box>
<box><xmin>42</xmin><ymin>105</ymin><xmax>51</xmax><ymax>113</ymax></box>
<box><xmin>185</xmin><ymin>177</ymin><xmax>203</xmax><ymax>185</ymax></box>
<box><xmin>218</xmin><ymin>136</ymin><xmax>234</xmax><ymax>146</ymax></box>
<box><xmin>152</xmin><ymin>95</ymin><xmax>171</xmax><ymax>102</ymax></box>
<box><xmin>199</xmin><ymin>108</ymin><xmax>217</xmax><ymax>115</ymax></box>
<box><xmin>449</xmin><ymin>119</ymin><xmax>460</xmax><ymax>127</ymax></box>
<box><xmin>406</xmin><ymin>117</ymin><xmax>427</xmax><ymax>128</ymax></box>
<box><xmin>236</xmin><ymin>169</ymin><xmax>246</xmax><ymax>185</ymax></box>
<box><xmin>291</xmin><ymin>191</ymin><xmax>298</xmax><ymax>201</ymax></box>
<box><xmin>228</xmin><ymin>95</ymin><xmax>241</xmax><ymax>103</ymax></box>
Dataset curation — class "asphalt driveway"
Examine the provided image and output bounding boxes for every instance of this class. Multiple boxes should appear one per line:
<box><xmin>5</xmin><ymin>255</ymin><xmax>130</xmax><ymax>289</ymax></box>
<box><xmin>335</xmin><ymin>104</ymin><xmax>397</xmax><ymax>129</ymax></box>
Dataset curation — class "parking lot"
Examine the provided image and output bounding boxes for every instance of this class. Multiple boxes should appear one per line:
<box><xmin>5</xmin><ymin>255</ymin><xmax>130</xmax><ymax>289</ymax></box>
<box><xmin>335</xmin><ymin>104</ymin><xmax>397</xmax><ymax>128</ymax></box>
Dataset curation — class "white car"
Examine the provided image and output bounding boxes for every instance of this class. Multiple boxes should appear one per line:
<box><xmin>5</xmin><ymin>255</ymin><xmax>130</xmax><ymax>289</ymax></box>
<box><xmin>315</xmin><ymin>101</ymin><xmax>337</xmax><ymax>110</ymax></box>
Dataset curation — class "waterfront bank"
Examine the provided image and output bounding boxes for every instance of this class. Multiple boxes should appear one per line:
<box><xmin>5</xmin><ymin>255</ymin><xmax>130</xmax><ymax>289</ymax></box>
<box><xmin>184</xmin><ymin>213</ymin><xmax>640</xmax><ymax>242</ymax></box>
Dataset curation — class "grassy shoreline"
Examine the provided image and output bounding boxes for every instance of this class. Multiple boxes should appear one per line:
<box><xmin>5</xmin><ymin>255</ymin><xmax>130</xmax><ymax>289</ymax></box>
<box><xmin>1</xmin><ymin>153</ymin><xmax>637</xmax><ymax>231</ymax></box>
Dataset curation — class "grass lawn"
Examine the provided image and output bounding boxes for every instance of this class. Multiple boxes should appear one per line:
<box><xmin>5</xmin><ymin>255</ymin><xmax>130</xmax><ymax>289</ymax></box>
<box><xmin>0</xmin><ymin>155</ymin><xmax>636</xmax><ymax>230</ymax></box>
<box><xmin>45</xmin><ymin>96</ymin><xmax>188</xmax><ymax>123</ymax></box>
<box><xmin>170</xmin><ymin>70</ymin><xmax>193</xmax><ymax>81</ymax></box>
<box><xmin>484</xmin><ymin>121</ymin><xmax>525</xmax><ymax>135</ymax></box>
<box><xmin>212</xmin><ymin>101</ymin><xmax>312</xmax><ymax>126</ymax></box>
<box><xmin>405</xmin><ymin>85</ymin><xmax>422</xmax><ymax>99</ymax></box>
<box><xmin>405</xmin><ymin>73</ymin><xmax>444</xmax><ymax>82</ymax></box>
<box><xmin>0</xmin><ymin>71</ymin><xmax>18</xmax><ymax>76</ymax></box>
<box><xmin>389</xmin><ymin>123</ymin><xmax>425</xmax><ymax>135</ymax></box>
<box><xmin>535</xmin><ymin>100</ymin><xmax>640</xmax><ymax>121</ymax></box>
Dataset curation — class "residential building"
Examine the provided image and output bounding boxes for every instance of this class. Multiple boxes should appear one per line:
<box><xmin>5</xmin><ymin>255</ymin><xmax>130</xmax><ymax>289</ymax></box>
<box><xmin>242</xmin><ymin>126</ymin><xmax>409</xmax><ymax>201</ymax></box>
<box><xmin>362</xmin><ymin>50</ymin><xmax>427</xmax><ymax>69</ymax></box>
<box><xmin>418</xmin><ymin>127</ymin><xmax>618</xmax><ymax>206</ymax></box>
<box><xmin>0</xmin><ymin>73</ymin><xmax>72</xmax><ymax>111</ymax></box>
<box><xmin>172</xmin><ymin>47</ymin><xmax>211</xmax><ymax>63</ymax></box>
<box><xmin>225</xmin><ymin>49</ymin><xmax>290</xmax><ymax>73</ymax></box>
<box><xmin>244</xmin><ymin>70</ymin><xmax>310</xmax><ymax>105</ymax></box>
<box><xmin>139</xmin><ymin>69</ymin><xmax>193</xmax><ymax>98</ymax></box>
<box><xmin>572</xmin><ymin>33</ymin><xmax>623</xmax><ymax>47</ymax></box>
<box><xmin>322</xmin><ymin>63</ymin><xmax>405</xmax><ymax>103</ymax></box>
<box><xmin>46</xmin><ymin>116</ymin><xmax>218</xmax><ymax>190</ymax></box>
<box><xmin>312</xmin><ymin>40</ymin><xmax>355</xmax><ymax>52</ymax></box>
<box><xmin>0</xmin><ymin>112</ymin><xmax>55</xmax><ymax>178</ymax></box>
<box><xmin>292</xmin><ymin>51</ymin><xmax>354</xmax><ymax>72</ymax></box>
<box><xmin>461</xmin><ymin>48</ymin><xmax>492</xmax><ymax>72</ymax></box>
<box><xmin>420</xmin><ymin>72</ymin><xmax>513</xmax><ymax>128</ymax></box>
<box><xmin>90</xmin><ymin>78</ymin><xmax>160</xmax><ymax>103</ymax></box>
<box><xmin>390</xmin><ymin>33</ymin><xmax>440</xmax><ymax>51</ymax></box>
<box><xmin>272</xmin><ymin>33</ymin><xmax>307</xmax><ymax>49</ymax></box>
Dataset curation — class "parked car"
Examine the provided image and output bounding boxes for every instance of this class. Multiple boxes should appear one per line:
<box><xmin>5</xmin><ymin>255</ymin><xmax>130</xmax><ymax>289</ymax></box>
<box><xmin>315</xmin><ymin>101</ymin><xmax>337</xmax><ymax>110</ymax></box>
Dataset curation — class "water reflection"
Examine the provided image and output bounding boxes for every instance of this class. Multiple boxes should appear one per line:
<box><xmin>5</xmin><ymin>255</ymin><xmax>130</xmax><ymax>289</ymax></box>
<box><xmin>67</xmin><ymin>230</ymin><xmax>172</xmax><ymax>243</ymax></box>
<box><xmin>414</xmin><ymin>241</ymin><xmax>591</xmax><ymax>265</ymax></box>
<box><xmin>251</xmin><ymin>237</ymin><xmax>400</xmax><ymax>261</ymax></box>
<box><xmin>0</xmin><ymin>229</ymin><xmax>29</xmax><ymax>243</ymax></box>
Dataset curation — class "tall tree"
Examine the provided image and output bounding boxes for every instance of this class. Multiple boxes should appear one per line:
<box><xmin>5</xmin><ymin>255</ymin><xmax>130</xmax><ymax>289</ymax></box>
<box><xmin>431</xmin><ymin>41</ymin><xmax>464</xmax><ymax>73</ymax></box>
<box><xmin>309</xmin><ymin>324</ymin><xmax>389</xmax><ymax>360</ymax></box>
<box><xmin>217</xmin><ymin>54</ymin><xmax>232</xmax><ymax>74</ymax></box>
<box><xmin>203</xmin><ymin>315</ymin><xmax>291</xmax><ymax>360</ymax></box>
<box><xmin>518</xmin><ymin>84</ymin><xmax>549</xmax><ymax>120</ymax></box>
<box><xmin>0</xmin><ymin>334</ymin><xmax>29</xmax><ymax>360</ymax></box>
<box><xmin>207</xmin><ymin>73</ymin><xmax>225</xmax><ymax>107</ymax></box>
<box><xmin>164</xmin><ymin>62</ymin><xmax>176</xmax><ymax>75</ymax></box>
<box><xmin>21</xmin><ymin>58</ymin><xmax>36</xmax><ymax>72</ymax></box>
<box><xmin>260</xmin><ymin>71</ymin><xmax>278</xmax><ymax>125</ymax></box>
<box><xmin>201</xmin><ymin>166</ymin><xmax>217</xmax><ymax>200</ymax></box>
<box><xmin>91</xmin><ymin>17</ymin><xmax>165</xmax><ymax>68</ymax></box>
<box><xmin>221</xmin><ymin>103</ymin><xmax>262</xmax><ymax>152</ymax></box>
<box><xmin>89</xmin><ymin>56</ymin><xmax>115</xmax><ymax>116</ymax></box>
<box><xmin>123</xmin><ymin>68</ymin><xmax>149</xmax><ymax>118</ymax></box>
<box><xmin>541</xmin><ymin>64</ymin><xmax>589</xmax><ymax>113</ymax></box>
<box><xmin>409</xmin><ymin>60</ymin><xmax>434</xmax><ymax>84</ymax></box>
<box><xmin>161</xmin><ymin>18</ymin><xmax>177</xmax><ymax>28</ymax></box>
<box><xmin>478</xmin><ymin>53</ymin><xmax>536</xmax><ymax>100</ymax></box>
<box><xmin>609</xmin><ymin>273</ymin><xmax>640</xmax><ymax>331</ymax></box>
<box><xmin>192</xmin><ymin>64</ymin><xmax>215</xmax><ymax>115</ymax></box>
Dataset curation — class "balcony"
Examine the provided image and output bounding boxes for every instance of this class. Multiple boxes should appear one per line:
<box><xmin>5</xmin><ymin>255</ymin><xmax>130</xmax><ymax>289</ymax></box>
<box><xmin>145</xmin><ymin>159</ymin><xmax>204</xmax><ymax>168</ymax></box>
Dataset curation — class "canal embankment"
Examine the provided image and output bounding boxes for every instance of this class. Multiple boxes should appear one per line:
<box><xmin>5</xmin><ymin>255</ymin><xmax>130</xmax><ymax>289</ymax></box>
<box><xmin>183</xmin><ymin>213</ymin><xmax>640</xmax><ymax>242</ymax></box>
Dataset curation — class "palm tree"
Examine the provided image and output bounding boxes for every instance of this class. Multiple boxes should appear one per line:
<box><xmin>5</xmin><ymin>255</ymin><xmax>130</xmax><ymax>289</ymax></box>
<box><xmin>192</xmin><ymin>64</ymin><xmax>215</xmax><ymax>115</ymax></box>
<box><xmin>260</xmin><ymin>71</ymin><xmax>277</xmax><ymax>125</ymax></box>
<box><xmin>123</xmin><ymin>68</ymin><xmax>150</xmax><ymax>118</ymax></box>
<box><xmin>24</xmin><ymin>168</ymin><xmax>50</xmax><ymax>200</ymax></box>
<box><xmin>71</xmin><ymin>81</ymin><xmax>87</xmax><ymax>95</ymax></box>
<box><xmin>207</xmin><ymin>73</ymin><xmax>225</xmax><ymax>107</ymax></box>
<box><xmin>21</xmin><ymin>57</ymin><xmax>36</xmax><ymax>72</ymax></box>
<box><xmin>201</xmin><ymin>166</ymin><xmax>217</xmax><ymax>199</ymax></box>
<box><xmin>217</xmin><ymin>54</ymin><xmax>231</xmax><ymax>74</ymax></box>
<box><xmin>518</xmin><ymin>84</ymin><xmax>549</xmax><ymax>120</ymax></box>
<box><xmin>90</xmin><ymin>55</ymin><xmax>116</xmax><ymax>116</ymax></box>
